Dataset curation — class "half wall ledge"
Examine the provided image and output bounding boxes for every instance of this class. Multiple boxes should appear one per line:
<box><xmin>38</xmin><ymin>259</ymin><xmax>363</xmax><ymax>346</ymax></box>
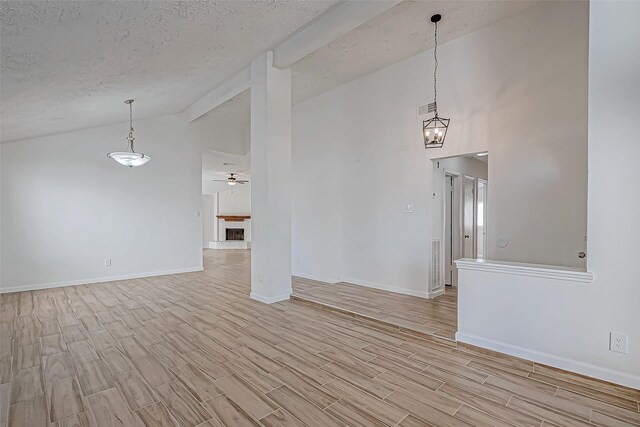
<box><xmin>455</xmin><ymin>258</ymin><xmax>594</xmax><ymax>283</ymax></box>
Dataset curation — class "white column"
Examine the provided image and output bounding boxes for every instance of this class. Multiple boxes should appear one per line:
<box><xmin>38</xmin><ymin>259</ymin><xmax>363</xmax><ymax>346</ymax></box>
<box><xmin>250</xmin><ymin>51</ymin><xmax>292</xmax><ymax>303</ymax></box>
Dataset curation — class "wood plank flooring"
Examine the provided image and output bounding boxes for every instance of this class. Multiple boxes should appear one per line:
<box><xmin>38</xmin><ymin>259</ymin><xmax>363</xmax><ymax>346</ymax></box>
<box><xmin>292</xmin><ymin>277</ymin><xmax>458</xmax><ymax>341</ymax></box>
<box><xmin>0</xmin><ymin>249</ymin><xmax>638</xmax><ymax>427</ymax></box>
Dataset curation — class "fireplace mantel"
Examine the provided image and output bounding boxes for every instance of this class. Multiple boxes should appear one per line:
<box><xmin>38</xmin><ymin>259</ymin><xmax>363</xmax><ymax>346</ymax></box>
<box><xmin>216</xmin><ymin>215</ymin><xmax>251</xmax><ymax>222</ymax></box>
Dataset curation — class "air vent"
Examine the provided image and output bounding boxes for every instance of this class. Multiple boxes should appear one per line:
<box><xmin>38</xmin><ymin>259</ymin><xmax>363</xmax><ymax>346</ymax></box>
<box><xmin>418</xmin><ymin>103</ymin><xmax>438</xmax><ymax>117</ymax></box>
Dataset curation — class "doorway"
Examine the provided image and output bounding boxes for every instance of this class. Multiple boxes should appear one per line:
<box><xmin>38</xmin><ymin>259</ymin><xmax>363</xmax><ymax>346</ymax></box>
<box><xmin>433</xmin><ymin>152</ymin><xmax>489</xmax><ymax>290</ymax></box>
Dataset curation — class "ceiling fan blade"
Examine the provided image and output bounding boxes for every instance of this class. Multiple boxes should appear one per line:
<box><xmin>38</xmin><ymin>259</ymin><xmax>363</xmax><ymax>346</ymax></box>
<box><xmin>213</xmin><ymin>180</ymin><xmax>228</xmax><ymax>182</ymax></box>
<box><xmin>236</xmin><ymin>180</ymin><xmax>250</xmax><ymax>183</ymax></box>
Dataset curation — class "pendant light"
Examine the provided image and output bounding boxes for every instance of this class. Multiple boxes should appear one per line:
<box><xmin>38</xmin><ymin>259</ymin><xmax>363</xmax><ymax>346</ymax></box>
<box><xmin>423</xmin><ymin>14</ymin><xmax>450</xmax><ymax>149</ymax></box>
<box><xmin>107</xmin><ymin>99</ymin><xmax>151</xmax><ymax>167</ymax></box>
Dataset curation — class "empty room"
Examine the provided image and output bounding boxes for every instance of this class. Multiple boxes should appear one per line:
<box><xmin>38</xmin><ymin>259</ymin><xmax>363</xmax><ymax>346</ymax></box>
<box><xmin>1</xmin><ymin>1</ymin><xmax>639</xmax><ymax>426</ymax></box>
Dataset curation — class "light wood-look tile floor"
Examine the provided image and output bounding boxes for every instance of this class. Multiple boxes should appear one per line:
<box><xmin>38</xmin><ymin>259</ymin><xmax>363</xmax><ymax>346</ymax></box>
<box><xmin>292</xmin><ymin>278</ymin><xmax>458</xmax><ymax>341</ymax></box>
<box><xmin>1</xmin><ymin>249</ymin><xmax>639</xmax><ymax>427</ymax></box>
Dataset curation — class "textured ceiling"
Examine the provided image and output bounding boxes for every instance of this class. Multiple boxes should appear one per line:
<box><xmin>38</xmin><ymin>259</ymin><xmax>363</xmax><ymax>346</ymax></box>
<box><xmin>0</xmin><ymin>0</ymin><xmax>338</xmax><ymax>142</ymax></box>
<box><xmin>291</xmin><ymin>0</ymin><xmax>536</xmax><ymax>103</ymax></box>
<box><xmin>1</xmin><ymin>0</ymin><xmax>536</xmax><ymax>143</ymax></box>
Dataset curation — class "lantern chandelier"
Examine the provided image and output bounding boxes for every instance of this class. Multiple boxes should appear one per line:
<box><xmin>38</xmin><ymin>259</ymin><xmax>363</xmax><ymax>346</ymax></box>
<box><xmin>107</xmin><ymin>99</ymin><xmax>151</xmax><ymax>167</ymax></box>
<box><xmin>423</xmin><ymin>14</ymin><xmax>450</xmax><ymax>149</ymax></box>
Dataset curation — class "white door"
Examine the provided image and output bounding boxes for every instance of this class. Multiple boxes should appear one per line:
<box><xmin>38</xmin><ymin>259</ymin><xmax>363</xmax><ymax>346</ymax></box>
<box><xmin>463</xmin><ymin>176</ymin><xmax>475</xmax><ymax>258</ymax></box>
<box><xmin>445</xmin><ymin>175</ymin><xmax>454</xmax><ymax>285</ymax></box>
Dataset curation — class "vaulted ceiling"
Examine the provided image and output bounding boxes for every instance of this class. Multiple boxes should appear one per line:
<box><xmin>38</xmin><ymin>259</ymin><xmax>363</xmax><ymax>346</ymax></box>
<box><xmin>1</xmin><ymin>0</ymin><xmax>536</xmax><ymax>143</ymax></box>
<box><xmin>0</xmin><ymin>0</ymin><xmax>337</xmax><ymax>142</ymax></box>
<box><xmin>291</xmin><ymin>0</ymin><xmax>536</xmax><ymax>103</ymax></box>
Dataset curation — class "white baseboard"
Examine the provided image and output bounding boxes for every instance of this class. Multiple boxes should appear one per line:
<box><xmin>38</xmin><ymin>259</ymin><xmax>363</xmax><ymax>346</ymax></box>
<box><xmin>339</xmin><ymin>276</ymin><xmax>429</xmax><ymax>299</ymax></box>
<box><xmin>250</xmin><ymin>291</ymin><xmax>292</xmax><ymax>304</ymax></box>
<box><xmin>292</xmin><ymin>273</ymin><xmax>339</xmax><ymax>285</ymax></box>
<box><xmin>428</xmin><ymin>288</ymin><xmax>445</xmax><ymax>298</ymax></box>
<box><xmin>0</xmin><ymin>267</ymin><xmax>204</xmax><ymax>294</ymax></box>
<box><xmin>456</xmin><ymin>332</ymin><xmax>640</xmax><ymax>390</ymax></box>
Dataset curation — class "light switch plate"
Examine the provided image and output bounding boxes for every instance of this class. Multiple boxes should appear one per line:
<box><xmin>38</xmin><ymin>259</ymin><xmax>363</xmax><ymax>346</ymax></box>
<box><xmin>403</xmin><ymin>204</ymin><xmax>414</xmax><ymax>213</ymax></box>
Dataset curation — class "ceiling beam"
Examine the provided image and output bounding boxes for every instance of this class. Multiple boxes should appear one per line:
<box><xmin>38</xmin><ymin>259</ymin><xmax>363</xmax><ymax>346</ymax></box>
<box><xmin>273</xmin><ymin>0</ymin><xmax>403</xmax><ymax>69</ymax></box>
<box><xmin>180</xmin><ymin>0</ymin><xmax>401</xmax><ymax>122</ymax></box>
<box><xmin>180</xmin><ymin>66</ymin><xmax>251</xmax><ymax>123</ymax></box>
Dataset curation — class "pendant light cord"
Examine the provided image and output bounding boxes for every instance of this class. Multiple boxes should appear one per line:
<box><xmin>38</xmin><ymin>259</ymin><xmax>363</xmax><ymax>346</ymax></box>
<box><xmin>129</xmin><ymin>101</ymin><xmax>134</xmax><ymax>133</ymax></box>
<box><xmin>433</xmin><ymin>20</ymin><xmax>438</xmax><ymax>115</ymax></box>
<box><xmin>127</xmin><ymin>100</ymin><xmax>135</xmax><ymax>153</ymax></box>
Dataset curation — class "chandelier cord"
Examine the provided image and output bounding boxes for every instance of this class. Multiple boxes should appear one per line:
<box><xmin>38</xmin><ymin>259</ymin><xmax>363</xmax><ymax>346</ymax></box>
<box><xmin>433</xmin><ymin>20</ymin><xmax>438</xmax><ymax>115</ymax></box>
<box><xmin>127</xmin><ymin>101</ymin><xmax>135</xmax><ymax>152</ymax></box>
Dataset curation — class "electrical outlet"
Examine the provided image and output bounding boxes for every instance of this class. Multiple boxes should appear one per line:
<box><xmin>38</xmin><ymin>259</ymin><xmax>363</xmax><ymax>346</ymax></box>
<box><xmin>609</xmin><ymin>332</ymin><xmax>628</xmax><ymax>354</ymax></box>
<box><xmin>402</xmin><ymin>204</ymin><xmax>414</xmax><ymax>213</ymax></box>
<box><xmin>105</xmin><ymin>258</ymin><xmax>112</xmax><ymax>267</ymax></box>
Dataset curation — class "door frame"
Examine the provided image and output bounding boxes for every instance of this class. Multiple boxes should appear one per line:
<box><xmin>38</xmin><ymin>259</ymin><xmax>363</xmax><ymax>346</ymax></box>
<box><xmin>475</xmin><ymin>179</ymin><xmax>488</xmax><ymax>259</ymax></box>
<box><xmin>443</xmin><ymin>170</ymin><xmax>462</xmax><ymax>287</ymax></box>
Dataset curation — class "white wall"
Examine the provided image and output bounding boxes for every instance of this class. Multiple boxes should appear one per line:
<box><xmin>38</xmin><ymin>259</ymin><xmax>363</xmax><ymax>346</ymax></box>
<box><xmin>0</xmin><ymin>146</ymin><xmax>2</xmax><ymax>284</ymax></box>
<box><xmin>292</xmin><ymin>1</ymin><xmax>588</xmax><ymax>295</ymax></box>
<box><xmin>218</xmin><ymin>183</ymin><xmax>251</xmax><ymax>214</ymax></box>
<box><xmin>202</xmin><ymin>194</ymin><xmax>215</xmax><ymax>248</ymax></box>
<box><xmin>1</xmin><ymin>115</ymin><xmax>203</xmax><ymax>292</ymax></box>
<box><xmin>215</xmin><ymin>183</ymin><xmax>252</xmax><ymax>243</ymax></box>
<box><xmin>582</xmin><ymin>0</ymin><xmax>640</xmax><ymax>385</ymax></box>
<box><xmin>456</xmin><ymin>0</ymin><xmax>640</xmax><ymax>389</ymax></box>
<box><xmin>192</xmin><ymin>110</ymin><xmax>250</xmax><ymax>156</ymax></box>
<box><xmin>292</xmin><ymin>91</ymin><xmax>344</xmax><ymax>283</ymax></box>
<box><xmin>203</xmin><ymin>180</ymin><xmax>235</xmax><ymax>195</ymax></box>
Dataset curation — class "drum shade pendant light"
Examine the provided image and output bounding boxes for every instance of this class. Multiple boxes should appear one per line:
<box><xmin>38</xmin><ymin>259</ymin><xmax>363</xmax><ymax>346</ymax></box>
<box><xmin>423</xmin><ymin>14</ymin><xmax>450</xmax><ymax>149</ymax></box>
<box><xmin>107</xmin><ymin>99</ymin><xmax>151</xmax><ymax>167</ymax></box>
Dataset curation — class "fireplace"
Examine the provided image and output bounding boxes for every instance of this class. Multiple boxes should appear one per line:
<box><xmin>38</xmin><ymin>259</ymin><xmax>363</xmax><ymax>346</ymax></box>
<box><xmin>212</xmin><ymin>215</ymin><xmax>250</xmax><ymax>249</ymax></box>
<box><xmin>226</xmin><ymin>228</ymin><xmax>245</xmax><ymax>241</ymax></box>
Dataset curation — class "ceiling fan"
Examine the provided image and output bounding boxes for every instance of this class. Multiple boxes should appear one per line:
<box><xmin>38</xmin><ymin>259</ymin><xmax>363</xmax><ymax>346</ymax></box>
<box><xmin>214</xmin><ymin>173</ymin><xmax>249</xmax><ymax>186</ymax></box>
